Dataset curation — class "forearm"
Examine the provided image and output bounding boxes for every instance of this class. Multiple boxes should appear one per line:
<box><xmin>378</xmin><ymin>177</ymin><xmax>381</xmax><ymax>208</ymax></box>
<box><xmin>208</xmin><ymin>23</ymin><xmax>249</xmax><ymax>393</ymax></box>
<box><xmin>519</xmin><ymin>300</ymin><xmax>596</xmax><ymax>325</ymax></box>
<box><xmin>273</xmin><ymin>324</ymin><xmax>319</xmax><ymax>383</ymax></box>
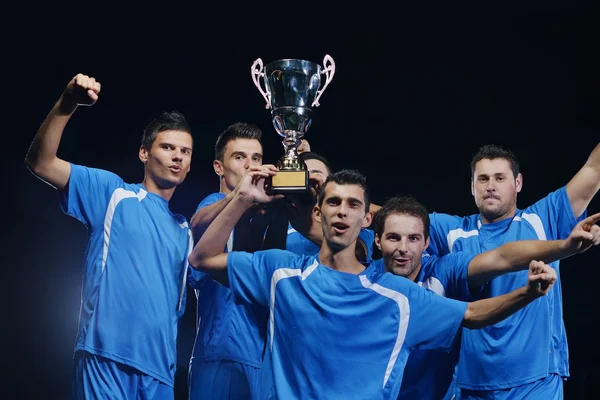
<box><xmin>190</xmin><ymin>191</ymin><xmax>236</xmax><ymax>239</ymax></box>
<box><xmin>567</xmin><ymin>142</ymin><xmax>600</xmax><ymax>218</ymax></box>
<box><xmin>468</xmin><ymin>239</ymin><xmax>569</xmax><ymax>287</ymax></box>
<box><xmin>25</xmin><ymin>95</ymin><xmax>77</xmax><ymax>171</ymax></box>
<box><xmin>189</xmin><ymin>193</ymin><xmax>252</xmax><ymax>267</ymax></box>
<box><xmin>463</xmin><ymin>286</ymin><xmax>537</xmax><ymax>329</ymax></box>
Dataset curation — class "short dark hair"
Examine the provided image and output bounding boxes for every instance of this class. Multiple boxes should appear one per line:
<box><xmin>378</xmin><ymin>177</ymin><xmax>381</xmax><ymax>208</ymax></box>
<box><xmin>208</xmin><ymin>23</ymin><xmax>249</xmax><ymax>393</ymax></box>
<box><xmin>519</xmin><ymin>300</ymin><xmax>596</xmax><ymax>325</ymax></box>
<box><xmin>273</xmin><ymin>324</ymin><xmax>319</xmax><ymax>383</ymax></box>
<box><xmin>373</xmin><ymin>196</ymin><xmax>430</xmax><ymax>240</ymax></box>
<box><xmin>299</xmin><ymin>151</ymin><xmax>333</xmax><ymax>174</ymax></box>
<box><xmin>470</xmin><ymin>144</ymin><xmax>520</xmax><ymax>180</ymax></box>
<box><xmin>141</xmin><ymin>111</ymin><xmax>192</xmax><ymax>150</ymax></box>
<box><xmin>214</xmin><ymin>122</ymin><xmax>263</xmax><ymax>161</ymax></box>
<box><xmin>317</xmin><ymin>169</ymin><xmax>370</xmax><ymax>212</ymax></box>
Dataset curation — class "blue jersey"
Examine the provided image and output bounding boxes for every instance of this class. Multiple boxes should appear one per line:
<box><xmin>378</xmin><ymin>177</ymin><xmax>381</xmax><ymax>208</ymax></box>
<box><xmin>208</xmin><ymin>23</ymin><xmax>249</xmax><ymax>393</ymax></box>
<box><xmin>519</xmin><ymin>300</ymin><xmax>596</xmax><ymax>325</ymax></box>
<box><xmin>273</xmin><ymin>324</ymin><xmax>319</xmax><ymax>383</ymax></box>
<box><xmin>427</xmin><ymin>186</ymin><xmax>586</xmax><ymax>390</ymax></box>
<box><xmin>374</xmin><ymin>252</ymin><xmax>476</xmax><ymax>400</ymax></box>
<box><xmin>188</xmin><ymin>192</ymin><xmax>268</xmax><ymax>368</ymax></box>
<box><xmin>227</xmin><ymin>250</ymin><xmax>468</xmax><ymax>399</ymax></box>
<box><xmin>59</xmin><ymin>164</ymin><xmax>190</xmax><ymax>387</ymax></box>
<box><xmin>286</xmin><ymin>225</ymin><xmax>375</xmax><ymax>261</ymax></box>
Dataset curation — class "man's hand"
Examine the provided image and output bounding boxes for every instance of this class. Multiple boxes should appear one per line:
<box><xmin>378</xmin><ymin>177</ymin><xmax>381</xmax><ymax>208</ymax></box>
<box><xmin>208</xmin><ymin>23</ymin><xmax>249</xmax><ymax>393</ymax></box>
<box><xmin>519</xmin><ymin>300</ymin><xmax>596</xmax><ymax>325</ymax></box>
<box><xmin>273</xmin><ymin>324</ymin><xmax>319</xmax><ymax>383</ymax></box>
<box><xmin>63</xmin><ymin>73</ymin><xmax>101</xmax><ymax>108</ymax></box>
<box><xmin>298</xmin><ymin>139</ymin><xmax>311</xmax><ymax>154</ymax></box>
<box><xmin>564</xmin><ymin>212</ymin><xmax>600</xmax><ymax>255</ymax></box>
<box><xmin>235</xmin><ymin>165</ymin><xmax>284</xmax><ymax>204</ymax></box>
<box><xmin>527</xmin><ymin>260</ymin><xmax>557</xmax><ymax>297</ymax></box>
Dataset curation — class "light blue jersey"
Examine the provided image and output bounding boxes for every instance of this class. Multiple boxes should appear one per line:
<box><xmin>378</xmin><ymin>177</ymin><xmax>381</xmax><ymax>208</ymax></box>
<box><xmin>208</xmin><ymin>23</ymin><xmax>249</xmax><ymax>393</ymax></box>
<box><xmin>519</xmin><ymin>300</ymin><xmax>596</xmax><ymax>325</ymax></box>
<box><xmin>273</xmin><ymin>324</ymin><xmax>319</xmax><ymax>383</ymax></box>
<box><xmin>188</xmin><ymin>192</ymin><xmax>269</xmax><ymax>399</ymax></box>
<box><xmin>427</xmin><ymin>186</ymin><xmax>586</xmax><ymax>390</ymax></box>
<box><xmin>60</xmin><ymin>164</ymin><xmax>191</xmax><ymax>387</ymax></box>
<box><xmin>227</xmin><ymin>250</ymin><xmax>468</xmax><ymax>399</ymax></box>
<box><xmin>374</xmin><ymin>252</ymin><xmax>476</xmax><ymax>400</ymax></box>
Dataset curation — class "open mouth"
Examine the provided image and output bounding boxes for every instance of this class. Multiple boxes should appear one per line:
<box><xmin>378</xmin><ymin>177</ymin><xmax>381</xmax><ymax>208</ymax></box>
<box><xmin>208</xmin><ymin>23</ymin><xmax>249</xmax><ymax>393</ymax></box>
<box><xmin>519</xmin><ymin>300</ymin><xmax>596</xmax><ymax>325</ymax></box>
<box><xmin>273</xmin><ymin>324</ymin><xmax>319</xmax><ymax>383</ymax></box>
<box><xmin>393</xmin><ymin>258</ymin><xmax>410</xmax><ymax>266</ymax></box>
<box><xmin>332</xmin><ymin>222</ymin><xmax>349</xmax><ymax>234</ymax></box>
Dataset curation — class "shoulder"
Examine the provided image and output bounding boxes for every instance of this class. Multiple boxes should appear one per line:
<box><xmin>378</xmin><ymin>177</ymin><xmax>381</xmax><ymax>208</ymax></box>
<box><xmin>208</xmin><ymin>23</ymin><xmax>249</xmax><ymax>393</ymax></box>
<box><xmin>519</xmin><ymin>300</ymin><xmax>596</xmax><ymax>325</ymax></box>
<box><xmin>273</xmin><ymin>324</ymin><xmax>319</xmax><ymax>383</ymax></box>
<box><xmin>69</xmin><ymin>163</ymin><xmax>124</xmax><ymax>185</ymax></box>
<box><xmin>198</xmin><ymin>192</ymin><xmax>226</xmax><ymax>209</ymax></box>
<box><xmin>429</xmin><ymin>212</ymin><xmax>477</xmax><ymax>227</ymax></box>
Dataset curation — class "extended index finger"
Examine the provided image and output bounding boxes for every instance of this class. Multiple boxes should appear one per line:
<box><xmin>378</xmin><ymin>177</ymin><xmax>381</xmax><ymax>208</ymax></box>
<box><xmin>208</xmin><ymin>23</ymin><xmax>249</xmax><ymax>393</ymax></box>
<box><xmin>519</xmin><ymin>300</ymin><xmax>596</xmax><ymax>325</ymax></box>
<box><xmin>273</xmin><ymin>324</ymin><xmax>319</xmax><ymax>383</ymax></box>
<box><xmin>582</xmin><ymin>212</ymin><xmax>600</xmax><ymax>227</ymax></box>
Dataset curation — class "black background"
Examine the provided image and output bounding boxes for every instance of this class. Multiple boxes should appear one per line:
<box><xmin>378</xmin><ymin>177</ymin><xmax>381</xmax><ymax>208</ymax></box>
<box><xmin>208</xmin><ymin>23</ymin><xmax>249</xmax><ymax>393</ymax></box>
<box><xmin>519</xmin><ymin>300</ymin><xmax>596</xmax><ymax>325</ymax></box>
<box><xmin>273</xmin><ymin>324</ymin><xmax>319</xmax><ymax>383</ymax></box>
<box><xmin>5</xmin><ymin>4</ymin><xmax>599</xmax><ymax>399</ymax></box>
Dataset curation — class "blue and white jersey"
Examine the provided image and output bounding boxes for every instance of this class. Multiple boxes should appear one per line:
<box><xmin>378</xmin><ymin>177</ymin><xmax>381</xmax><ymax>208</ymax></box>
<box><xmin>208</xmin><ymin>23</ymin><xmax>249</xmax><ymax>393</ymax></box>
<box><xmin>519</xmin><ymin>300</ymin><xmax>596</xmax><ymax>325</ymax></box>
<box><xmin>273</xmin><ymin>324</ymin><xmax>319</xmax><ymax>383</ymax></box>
<box><xmin>227</xmin><ymin>250</ymin><xmax>468</xmax><ymax>399</ymax></box>
<box><xmin>286</xmin><ymin>225</ymin><xmax>375</xmax><ymax>261</ymax></box>
<box><xmin>427</xmin><ymin>186</ymin><xmax>586</xmax><ymax>390</ymax></box>
<box><xmin>59</xmin><ymin>164</ymin><xmax>191</xmax><ymax>387</ymax></box>
<box><xmin>374</xmin><ymin>252</ymin><xmax>476</xmax><ymax>400</ymax></box>
<box><xmin>188</xmin><ymin>192</ymin><xmax>269</xmax><ymax>368</ymax></box>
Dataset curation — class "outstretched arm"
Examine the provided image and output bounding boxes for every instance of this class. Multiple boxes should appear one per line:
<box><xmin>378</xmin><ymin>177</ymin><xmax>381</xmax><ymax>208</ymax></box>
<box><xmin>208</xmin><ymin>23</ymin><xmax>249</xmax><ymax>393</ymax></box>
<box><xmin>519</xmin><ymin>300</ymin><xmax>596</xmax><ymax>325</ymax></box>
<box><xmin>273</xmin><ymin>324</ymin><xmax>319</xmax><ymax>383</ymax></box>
<box><xmin>463</xmin><ymin>261</ymin><xmax>556</xmax><ymax>329</ymax></box>
<box><xmin>188</xmin><ymin>166</ymin><xmax>281</xmax><ymax>284</ymax></box>
<box><xmin>467</xmin><ymin>212</ymin><xmax>600</xmax><ymax>287</ymax></box>
<box><xmin>25</xmin><ymin>74</ymin><xmax>101</xmax><ymax>190</ymax></box>
<box><xmin>566</xmin><ymin>142</ymin><xmax>600</xmax><ymax>218</ymax></box>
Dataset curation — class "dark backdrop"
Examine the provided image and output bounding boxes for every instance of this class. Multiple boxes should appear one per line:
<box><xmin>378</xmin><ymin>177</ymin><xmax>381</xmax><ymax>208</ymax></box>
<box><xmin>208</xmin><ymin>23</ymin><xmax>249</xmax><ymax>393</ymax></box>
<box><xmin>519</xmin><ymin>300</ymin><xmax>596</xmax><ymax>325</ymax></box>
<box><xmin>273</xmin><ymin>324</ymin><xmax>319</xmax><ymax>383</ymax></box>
<box><xmin>4</xmin><ymin>5</ymin><xmax>599</xmax><ymax>399</ymax></box>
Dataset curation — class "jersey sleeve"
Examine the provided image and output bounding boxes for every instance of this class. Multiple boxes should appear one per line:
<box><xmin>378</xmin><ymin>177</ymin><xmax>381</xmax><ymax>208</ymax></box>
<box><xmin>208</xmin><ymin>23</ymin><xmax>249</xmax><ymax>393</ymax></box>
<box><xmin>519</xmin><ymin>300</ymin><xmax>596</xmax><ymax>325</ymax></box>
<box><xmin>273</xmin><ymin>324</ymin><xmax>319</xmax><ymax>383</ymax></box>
<box><xmin>227</xmin><ymin>249</ymin><xmax>295</xmax><ymax>308</ymax></box>
<box><xmin>58</xmin><ymin>163</ymin><xmax>123</xmax><ymax>229</ymax></box>
<box><xmin>431</xmin><ymin>252</ymin><xmax>477</xmax><ymax>301</ymax></box>
<box><xmin>403</xmin><ymin>280</ymin><xmax>467</xmax><ymax>352</ymax></box>
<box><xmin>525</xmin><ymin>186</ymin><xmax>587</xmax><ymax>240</ymax></box>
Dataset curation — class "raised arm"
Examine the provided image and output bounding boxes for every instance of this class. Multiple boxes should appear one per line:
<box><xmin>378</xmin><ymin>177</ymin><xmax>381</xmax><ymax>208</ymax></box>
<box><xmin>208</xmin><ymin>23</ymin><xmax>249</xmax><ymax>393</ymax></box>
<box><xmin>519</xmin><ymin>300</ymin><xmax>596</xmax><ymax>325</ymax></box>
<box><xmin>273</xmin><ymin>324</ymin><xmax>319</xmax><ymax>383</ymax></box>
<box><xmin>463</xmin><ymin>260</ymin><xmax>556</xmax><ymax>329</ymax></box>
<box><xmin>566</xmin><ymin>142</ymin><xmax>600</xmax><ymax>218</ymax></box>
<box><xmin>25</xmin><ymin>74</ymin><xmax>101</xmax><ymax>190</ymax></box>
<box><xmin>467</xmin><ymin>212</ymin><xmax>600</xmax><ymax>287</ymax></box>
<box><xmin>188</xmin><ymin>166</ymin><xmax>281</xmax><ymax>284</ymax></box>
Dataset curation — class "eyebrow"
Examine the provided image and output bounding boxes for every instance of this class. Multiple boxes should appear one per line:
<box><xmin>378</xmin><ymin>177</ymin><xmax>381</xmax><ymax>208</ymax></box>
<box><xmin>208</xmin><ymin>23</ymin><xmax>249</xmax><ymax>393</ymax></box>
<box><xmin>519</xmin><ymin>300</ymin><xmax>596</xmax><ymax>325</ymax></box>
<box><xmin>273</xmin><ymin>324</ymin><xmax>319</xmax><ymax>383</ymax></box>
<box><xmin>230</xmin><ymin>151</ymin><xmax>263</xmax><ymax>158</ymax></box>
<box><xmin>333</xmin><ymin>196</ymin><xmax>364</xmax><ymax>206</ymax></box>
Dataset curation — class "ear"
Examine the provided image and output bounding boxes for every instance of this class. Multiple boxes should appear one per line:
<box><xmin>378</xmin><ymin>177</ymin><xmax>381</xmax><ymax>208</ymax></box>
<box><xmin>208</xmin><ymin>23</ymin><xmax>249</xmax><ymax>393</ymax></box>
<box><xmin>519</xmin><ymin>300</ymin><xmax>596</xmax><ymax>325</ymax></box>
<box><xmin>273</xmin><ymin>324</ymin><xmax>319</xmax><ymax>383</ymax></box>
<box><xmin>213</xmin><ymin>160</ymin><xmax>223</xmax><ymax>177</ymax></box>
<box><xmin>362</xmin><ymin>211</ymin><xmax>373</xmax><ymax>229</ymax></box>
<box><xmin>374</xmin><ymin>233</ymin><xmax>382</xmax><ymax>250</ymax></box>
<box><xmin>139</xmin><ymin>145</ymin><xmax>148</xmax><ymax>164</ymax></box>
<box><xmin>424</xmin><ymin>236</ymin><xmax>430</xmax><ymax>252</ymax></box>
<box><xmin>313</xmin><ymin>204</ymin><xmax>322</xmax><ymax>223</ymax></box>
<box><xmin>470</xmin><ymin>178</ymin><xmax>475</xmax><ymax>197</ymax></box>
<box><xmin>515</xmin><ymin>172</ymin><xmax>523</xmax><ymax>193</ymax></box>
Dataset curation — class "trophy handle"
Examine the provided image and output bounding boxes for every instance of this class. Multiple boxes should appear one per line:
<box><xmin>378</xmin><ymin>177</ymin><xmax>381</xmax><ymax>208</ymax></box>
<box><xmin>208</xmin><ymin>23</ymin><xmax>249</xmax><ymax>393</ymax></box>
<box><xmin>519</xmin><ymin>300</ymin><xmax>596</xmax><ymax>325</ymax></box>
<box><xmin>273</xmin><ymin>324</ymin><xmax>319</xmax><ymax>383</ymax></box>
<box><xmin>251</xmin><ymin>58</ymin><xmax>271</xmax><ymax>109</ymax></box>
<box><xmin>312</xmin><ymin>54</ymin><xmax>336</xmax><ymax>107</ymax></box>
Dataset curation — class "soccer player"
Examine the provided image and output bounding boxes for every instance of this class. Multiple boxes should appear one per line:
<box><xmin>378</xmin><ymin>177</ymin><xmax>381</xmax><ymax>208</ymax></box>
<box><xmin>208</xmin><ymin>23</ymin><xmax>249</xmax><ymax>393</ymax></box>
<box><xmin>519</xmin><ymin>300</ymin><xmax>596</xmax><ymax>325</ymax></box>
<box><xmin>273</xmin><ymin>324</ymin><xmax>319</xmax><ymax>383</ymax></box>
<box><xmin>189</xmin><ymin>168</ymin><xmax>559</xmax><ymax>399</ymax></box>
<box><xmin>427</xmin><ymin>143</ymin><xmax>600</xmax><ymax>398</ymax></box>
<box><xmin>25</xmin><ymin>74</ymin><xmax>194</xmax><ymax>399</ymax></box>
<box><xmin>372</xmin><ymin>196</ymin><xmax>600</xmax><ymax>399</ymax></box>
<box><xmin>187</xmin><ymin>122</ymin><xmax>280</xmax><ymax>399</ymax></box>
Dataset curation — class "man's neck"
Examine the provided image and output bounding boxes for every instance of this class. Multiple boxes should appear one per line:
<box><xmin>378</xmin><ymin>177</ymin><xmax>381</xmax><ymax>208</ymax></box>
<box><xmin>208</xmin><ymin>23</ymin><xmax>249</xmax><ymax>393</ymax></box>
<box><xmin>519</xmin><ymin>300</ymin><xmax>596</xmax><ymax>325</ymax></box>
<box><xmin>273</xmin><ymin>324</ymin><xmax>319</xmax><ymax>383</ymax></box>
<box><xmin>219</xmin><ymin>179</ymin><xmax>233</xmax><ymax>195</ymax></box>
<box><xmin>141</xmin><ymin>178</ymin><xmax>175</xmax><ymax>201</ymax></box>
<box><xmin>318</xmin><ymin>241</ymin><xmax>365</xmax><ymax>275</ymax></box>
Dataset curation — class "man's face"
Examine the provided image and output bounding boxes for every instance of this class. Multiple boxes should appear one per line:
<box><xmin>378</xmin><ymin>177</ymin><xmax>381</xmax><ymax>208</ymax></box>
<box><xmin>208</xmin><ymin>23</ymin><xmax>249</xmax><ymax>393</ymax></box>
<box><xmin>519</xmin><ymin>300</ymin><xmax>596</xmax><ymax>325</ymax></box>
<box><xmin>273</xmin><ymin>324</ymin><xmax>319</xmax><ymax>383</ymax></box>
<box><xmin>315</xmin><ymin>182</ymin><xmax>372</xmax><ymax>252</ymax></box>
<box><xmin>214</xmin><ymin>138</ymin><xmax>263</xmax><ymax>193</ymax></box>
<box><xmin>375</xmin><ymin>213</ymin><xmax>428</xmax><ymax>281</ymax></box>
<box><xmin>140</xmin><ymin>130</ymin><xmax>193</xmax><ymax>189</ymax></box>
<box><xmin>471</xmin><ymin>158</ymin><xmax>521</xmax><ymax>223</ymax></box>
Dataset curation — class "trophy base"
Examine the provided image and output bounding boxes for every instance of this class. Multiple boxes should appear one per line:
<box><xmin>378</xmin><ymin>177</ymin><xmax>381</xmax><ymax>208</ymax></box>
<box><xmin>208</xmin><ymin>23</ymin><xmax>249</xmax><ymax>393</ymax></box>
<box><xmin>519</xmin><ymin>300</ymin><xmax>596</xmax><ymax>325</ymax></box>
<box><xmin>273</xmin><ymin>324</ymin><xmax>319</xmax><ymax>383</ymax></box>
<box><xmin>270</xmin><ymin>169</ymin><xmax>308</xmax><ymax>193</ymax></box>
